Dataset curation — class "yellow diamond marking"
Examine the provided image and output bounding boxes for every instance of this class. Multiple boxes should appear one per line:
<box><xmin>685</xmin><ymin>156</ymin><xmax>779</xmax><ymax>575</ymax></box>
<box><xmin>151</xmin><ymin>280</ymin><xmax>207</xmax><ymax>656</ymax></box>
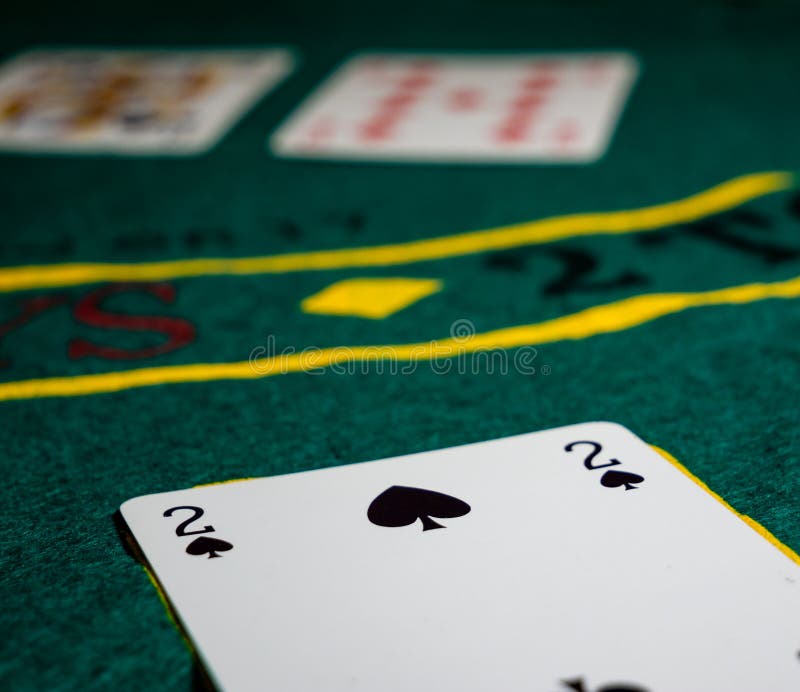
<box><xmin>301</xmin><ymin>277</ymin><xmax>442</xmax><ymax>319</ymax></box>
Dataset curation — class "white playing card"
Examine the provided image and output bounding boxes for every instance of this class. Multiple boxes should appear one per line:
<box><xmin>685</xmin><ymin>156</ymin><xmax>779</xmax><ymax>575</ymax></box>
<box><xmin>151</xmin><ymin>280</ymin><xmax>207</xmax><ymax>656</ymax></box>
<box><xmin>270</xmin><ymin>53</ymin><xmax>638</xmax><ymax>163</ymax></box>
<box><xmin>0</xmin><ymin>48</ymin><xmax>294</xmax><ymax>154</ymax></box>
<box><xmin>120</xmin><ymin>422</ymin><xmax>800</xmax><ymax>692</ymax></box>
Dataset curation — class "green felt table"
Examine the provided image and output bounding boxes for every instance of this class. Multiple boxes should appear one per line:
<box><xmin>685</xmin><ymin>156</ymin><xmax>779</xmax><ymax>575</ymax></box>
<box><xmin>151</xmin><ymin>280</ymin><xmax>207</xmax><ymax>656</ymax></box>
<box><xmin>2</xmin><ymin>1</ymin><xmax>800</xmax><ymax>689</ymax></box>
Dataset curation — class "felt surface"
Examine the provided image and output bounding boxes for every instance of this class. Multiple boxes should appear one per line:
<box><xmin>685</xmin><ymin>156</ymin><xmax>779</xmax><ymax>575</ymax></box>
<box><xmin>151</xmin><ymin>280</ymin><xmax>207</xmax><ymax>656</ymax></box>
<box><xmin>2</xmin><ymin>1</ymin><xmax>800</xmax><ymax>689</ymax></box>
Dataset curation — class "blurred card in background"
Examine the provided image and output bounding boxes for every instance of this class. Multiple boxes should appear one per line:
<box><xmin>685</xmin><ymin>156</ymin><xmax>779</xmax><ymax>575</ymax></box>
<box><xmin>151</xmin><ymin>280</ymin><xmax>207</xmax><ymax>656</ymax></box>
<box><xmin>271</xmin><ymin>52</ymin><xmax>638</xmax><ymax>163</ymax></box>
<box><xmin>0</xmin><ymin>48</ymin><xmax>294</xmax><ymax>154</ymax></box>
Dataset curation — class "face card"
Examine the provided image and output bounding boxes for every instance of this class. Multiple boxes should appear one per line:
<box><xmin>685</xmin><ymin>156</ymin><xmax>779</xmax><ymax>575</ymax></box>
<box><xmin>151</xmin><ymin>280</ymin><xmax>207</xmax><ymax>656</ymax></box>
<box><xmin>120</xmin><ymin>422</ymin><xmax>800</xmax><ymax>692</ymax></box>
<box><xmin>0</xmin><ymin>48</ymin><xmax>294</xmax><ymax>154</ymax></box>
<box><xmin>270</xmin><ymin>53</ymin><xmax>638</xmax><ymax>163</ymax></box>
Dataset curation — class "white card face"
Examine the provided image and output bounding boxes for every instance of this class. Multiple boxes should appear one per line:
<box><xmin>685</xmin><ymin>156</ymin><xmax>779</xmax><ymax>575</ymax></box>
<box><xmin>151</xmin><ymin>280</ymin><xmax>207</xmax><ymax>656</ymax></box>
<box><xmin>0</xmin><ymin>49</ymin><xmax>294</xmax><ymax>154</ymax></box>
<box><xmin>121</xmin><ymin>422</ymin><xmax>800</xmax><ymax>692</ymax></box>
<box><xmin>270</xmin><ymin>53</ymin><xmax>638</xmax><ymax>163</ymax></box>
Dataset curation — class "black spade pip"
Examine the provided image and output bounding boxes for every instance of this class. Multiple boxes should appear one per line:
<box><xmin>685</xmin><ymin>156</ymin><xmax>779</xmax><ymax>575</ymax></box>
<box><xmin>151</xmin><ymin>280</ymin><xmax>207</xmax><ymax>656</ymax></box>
<box><xmin>186</xmin><ymin>535</ymin><xmax>233</xmax><ymax>558</ymax></box>
<box><xmin>367</xmin><ymin>486</ymin><xmax>471</xmax><ymax>531</ymax></box>
<box><xmin>599</xmin><ymin>470</ymin><xmax>644</xmax><ymax>491</ymax></box>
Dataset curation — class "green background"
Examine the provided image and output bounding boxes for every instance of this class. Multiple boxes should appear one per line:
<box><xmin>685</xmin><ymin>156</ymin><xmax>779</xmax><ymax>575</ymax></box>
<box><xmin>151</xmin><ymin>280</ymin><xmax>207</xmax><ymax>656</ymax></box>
<box><xmin>2</xmin><ymin>1</ymin><xmax>800</xmax><ymax>689</ymax></box>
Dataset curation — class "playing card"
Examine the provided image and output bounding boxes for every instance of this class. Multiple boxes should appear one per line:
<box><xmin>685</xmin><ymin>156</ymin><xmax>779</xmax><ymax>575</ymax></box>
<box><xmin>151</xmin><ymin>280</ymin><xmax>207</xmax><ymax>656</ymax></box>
<box><xmin>120</xmin><ymin>422</ymin><xmax>800</xmax><ymax>692</ymax></box>
<box><xmin>270</xmin><ymin>53</ymin><xmax>638</xmax><ymax>163</ymax></box>
<box><xmin>0</xmin><ymin>48</ymin><xmax>294</xmax><ymax>154</ymax></box>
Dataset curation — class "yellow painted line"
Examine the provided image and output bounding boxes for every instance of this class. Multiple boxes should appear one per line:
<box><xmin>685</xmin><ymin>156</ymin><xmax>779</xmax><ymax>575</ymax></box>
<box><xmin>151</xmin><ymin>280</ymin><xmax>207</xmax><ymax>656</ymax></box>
<box><xmin>652</xmin><ymin>445</ymin><xmax>800</xmax><ymax>567</ymax></box>
<box><xmin>1</xmin><ymin>273</ymin><xmax>800</xmax><ymax>402</ymax></box>
<box><xmin>0</xmin><ymin>171</ymin><xmax>792</xmax><ymax>293</ymax></box>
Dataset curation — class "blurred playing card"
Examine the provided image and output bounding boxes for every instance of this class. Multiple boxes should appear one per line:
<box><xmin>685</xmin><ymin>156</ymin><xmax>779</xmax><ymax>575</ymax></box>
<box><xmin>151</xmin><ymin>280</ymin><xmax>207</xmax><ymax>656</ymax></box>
<box><xmin>271</xmin><ymin>52</ymin><xmax>638</xmax><ymax>163</ymax></box>
<box><xmin>0</xmin><ymin>48</ymin><xmax>294</xmax><ymax>154</ymax></box>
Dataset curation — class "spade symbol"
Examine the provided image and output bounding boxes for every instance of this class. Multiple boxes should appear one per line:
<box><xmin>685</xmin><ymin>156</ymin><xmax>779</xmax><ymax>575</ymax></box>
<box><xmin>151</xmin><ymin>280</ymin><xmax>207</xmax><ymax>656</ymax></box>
<box><xmin>600</xmin><ymin>470</ymin><xmax>645</xmax><ymax>491</ymax></box>
<box><xmin>367</xmin><ymin>486</ymin><xmax>470</xmax><ymax>531</ymax></box>
<box><xmin>186</xmin><ymin>536</ymin><xmax>233</xmax><ymax>558</ymax></box>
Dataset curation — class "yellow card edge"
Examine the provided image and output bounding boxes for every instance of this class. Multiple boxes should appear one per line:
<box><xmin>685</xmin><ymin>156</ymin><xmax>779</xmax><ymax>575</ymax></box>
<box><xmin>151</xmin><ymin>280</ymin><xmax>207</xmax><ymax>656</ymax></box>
<box><xmin>650</xmin><ymin>444</ymin><xmax>800</xmax><ymax>567</ymax></box>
